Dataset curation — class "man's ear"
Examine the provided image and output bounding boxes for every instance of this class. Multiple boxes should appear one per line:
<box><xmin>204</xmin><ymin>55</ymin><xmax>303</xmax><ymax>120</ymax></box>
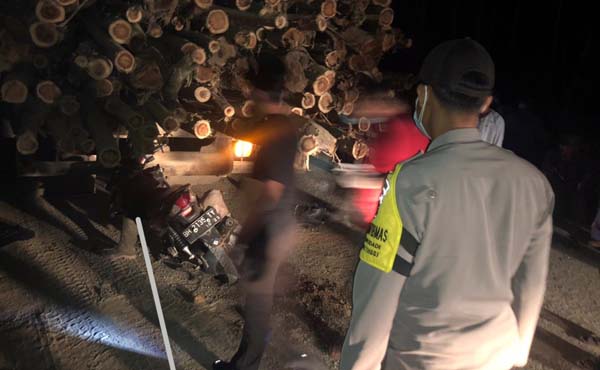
<box><xmin>480</xmin><ymin>96</ymin><xmax>493</xmax><ymax>114</ymax></box>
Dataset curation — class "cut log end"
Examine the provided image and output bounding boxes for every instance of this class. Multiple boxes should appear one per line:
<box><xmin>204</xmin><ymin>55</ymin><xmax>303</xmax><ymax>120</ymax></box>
<box><xmin>98</xmin><ymin>149</ymin><xmax>121</xmax><ymax>168</ymax></box>
<box><xmin>224</xmin><ymin>106</ymin><xmax>236</xmax><ymax>118</ymax></box>
<box><xmin>16</xmin><ymin>133</ymin><xmax>39</xmax><ymax>155</ymax></box>
<box><xmin>30</xmin><ymin>22</ymin><xmax>60</xmax><ymax>48</ymax></box>
<box><xmin>171</xmin><ymin>16</ymin><xmax>185</xmax><ymax>32</ymax></box>
<box><xmin>59</xmin><ymin>95</ymin><xmax>80</xmax><ymax>116</ymax></box>
<box><xmin>206</xmin><ymin>10</ymin><xmax>230</xmax><ymax>34</ymax></box>
<box><xmin>193</xmin><ymin>119</ymin><xmax>212</xmax><ymax>139</ymax></box>
<box><xmin>126</xmin><ymin>6</ymin><xmax>144</xmax><ymax>23</ymax></box>
<box><xmin>114</xmin><ymin>50</ymin><xmax>136</xmax><ymax>74</ymax></box>
<box><xmin>74</xmin><ymin>55</ymin><xmax>88</xmax><ymax>68</ymax></box>
<box><xmin>321</xmin><ymin>0</ymin><xmax>337</xmax><ymax>19</ymax></box>
<box><xmin>313</xmin><ymin>75</ymin><xmax>332</xmax><ymax>96</ymax></box>
<box><xmin>299</xmin><ymin>135</ymin><xmax>318</xmax><ymax>154</ymax></box>
<box><xmin>236</xmin><ymin>0</ymin><xmax>252</xmax><ymax>11</ymax></box>
<box><xmin>382</xmin><ymin>32</ymin><xmax>396</xmax><ymax>52</ymax></box>
<box><xmin>275</xmin><ymin>15</ymin><xmax>288</xmax><ymax>29</ymax></box>
<box><xmin>1</xmin><ymin>80</ymin><xmax>28</xmax><ymax>104</ymax></box>
<box><xmin>302</xmin><ymin>92</ymin><xmax>316</xmax><ymax>109</ymax></box>
<box><xmin>163</xmin><ymin>117</ymin><xmax>180</xmax><ymax>132</ymax></box>
<box><xmin>209</xmin><ymin>40</ymin><xmax>221</xmax><ymax>54</ymax></box>
<box><xmin>352</xmin><ymin>140</ymin><xmax>369</xmax><ymax>160</ymax></box>
<box><xmin>340</xmin><ymin>102</ymin><xmax>354</xmax><ymax>116</ymax></box>
<box><xmin>94</xmin><ymin>79</ymin><xmax>114</xmax><ymax>97</ymax></box>
<box><xmin>194</xmin><ymin>86</ymin><xmax>212</xmax><ymax>102</ymax></box>
<box><xmin>316</xmin><ymin>15</ymin><xmax>328</xmax><ymax>32</ymax></box>
<box><xmin>148</xmin><ymin>23</ymin><xmax>163</xmax><ymax>38</ymax></box>
<box><xmin>379</xmin><ymin>8</ymin><xmax>394</xmax><ymax>28</ymax></box>
<box><xmin>241</xmin><ymin>100</ymin><xmax>256</xmax><ymax>117</ymax></box>
<box><xmin>372</xmin><ymin>0</ymin><xmax>392</xmax><ymax>6</ymax></box>
<box><xmin>108</xmin><ymin>19</ymin><xmax>133</xmax><ymax>44</ymax></box>
<box><xmin>87</xmin><ymin>58</ymin><xmax>113</xmax><ymax>80</ymax></box>
<box><xmin>191</xmin><ymin>47</ymin><xmax>207</xmax><ymax>65</ymax></box>
<box><xmin>235</xmin><ymin>31</ymin><xmax>258</xmax><ymax>50</ymax></box>
<box><xmin>265</xmin><ymin>0</ymin><xmax>281</xmax><ymax>6</ymax></box>
<box><xmin>291</xmin><ymin>107</ymin><xmax>304</xmax><ymax>116</ymax></box>
<box><xmin>194</xmin><ymin>0</ymin><xmax>214</xmax><ymax>9</ymax></box>
<box><xmin>36</xmin><ymin>80</ymin><xmax>62</xmax><ymax>104</ymax></box>
<box><xmin>318</xmin><ymin>92</ymin><xmax>334</xmax><ymax>113</ymax></box>
<box><xmin>194</xmin><ymin>65</ymin><xmax>214</xmax><ymax>83</ymax></box>
<box><xmin>325</xmin><ymin>50</ymin><xmax>342</xmax><ymax>69</ymax></box>
<box><xmin>358</xmin><ymin>117</ymin><xmax>370</xmax><ymax>132</ymax></box>
<box><xmin>36</xmin><ymin>1</ymin><xmax>66</xmax><ymax>23</ymax></box>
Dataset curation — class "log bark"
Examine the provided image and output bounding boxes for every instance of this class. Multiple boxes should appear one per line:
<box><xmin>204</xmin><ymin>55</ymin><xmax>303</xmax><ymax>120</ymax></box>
<box><xmin>83</xmin><ymin>101</ymin><xmax>121</xmax><ymax>168</ymax></box>
<box><xmin>210</xmin><ymin>88</ymin><xmax>235</xmax><ymax>117</ymax></box>
<box><xmin>59</xmin><ymin>94</ymin><xmax>80</xmax><ymax>116</ymax></box>
<box><xmin>144</xmin><ymin>97</ymin><xmax>181</xmax><ymax>132</ymax></box>
<box><xmin>163</xmin><ymin>53</ymin><xmax>195</xmax><ymax>104</ymax></box>
<box><xmin>15</xmin><ymin>97</ymin><xmax>52</xmax><ymax>155</ymax></box>
<box><xmin>67</xmin><ymin>114</ymin><xmax>96</xmax><ymax>154</ymax></box>
<box><xmin>104</xmin><ymin>95</ymin><xmax>145</xmax><ymax>130</ymax></box>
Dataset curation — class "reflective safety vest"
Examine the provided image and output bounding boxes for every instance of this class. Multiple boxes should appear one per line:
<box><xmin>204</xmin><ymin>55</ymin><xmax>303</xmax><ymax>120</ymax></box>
<box><xmin>360</xmin><ymin>164</ymin><xmax>419</xmax><ymax>275</ymax></box>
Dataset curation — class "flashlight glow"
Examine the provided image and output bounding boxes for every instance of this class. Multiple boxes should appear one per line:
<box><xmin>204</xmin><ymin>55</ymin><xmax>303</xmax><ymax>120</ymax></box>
<box><xmin>234</xmin><ymin>140</ymin><xmax>254</xmax><ymax>158</ymax></box>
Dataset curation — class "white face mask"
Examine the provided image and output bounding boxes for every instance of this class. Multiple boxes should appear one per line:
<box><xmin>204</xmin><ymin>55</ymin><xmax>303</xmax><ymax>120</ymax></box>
<box><xmin>413</xmin><ymin>86</ymin><xmax>430</xmax><ymax>139</ymax></box>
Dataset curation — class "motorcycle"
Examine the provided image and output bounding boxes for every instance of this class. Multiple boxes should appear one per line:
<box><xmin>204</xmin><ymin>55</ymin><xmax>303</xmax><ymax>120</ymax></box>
<box><xmin>108</xmin><ymin>154</ymin><xmax>240</xmax><ymax>283</ymax></box>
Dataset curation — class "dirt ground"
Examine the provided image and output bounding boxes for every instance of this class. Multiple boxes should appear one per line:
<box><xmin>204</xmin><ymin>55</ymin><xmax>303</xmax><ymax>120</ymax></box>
<box><xmin>0</xmin><ymin>170</ymin><xmax>599</xmax><ymax>370</ymax></box>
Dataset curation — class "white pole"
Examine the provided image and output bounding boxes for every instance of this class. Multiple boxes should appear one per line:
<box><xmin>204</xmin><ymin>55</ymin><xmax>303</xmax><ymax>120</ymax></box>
<box><xmin>136</xmin><ymin>217</ymin><xmax>177</xmax><ymax>370</ymax></box>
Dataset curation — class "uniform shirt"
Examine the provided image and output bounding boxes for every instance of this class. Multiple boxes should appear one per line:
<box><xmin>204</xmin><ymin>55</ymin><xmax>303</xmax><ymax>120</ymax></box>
<box><xmin>479</xmin><ymin>109</ymin><xmax>505</xmax><ymax>147</ymax></box>
<box><xmin>341</xmin><ymin>128</ymin><xmax>554</xmax><ymax>370</ymax></box>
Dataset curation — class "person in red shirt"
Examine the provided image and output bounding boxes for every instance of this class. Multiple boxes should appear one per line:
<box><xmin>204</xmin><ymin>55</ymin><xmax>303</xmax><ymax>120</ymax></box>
<box><xmin>353</xmin><ymin>114</ymin><xmax>430</xmax><ymax>225</ymax></box>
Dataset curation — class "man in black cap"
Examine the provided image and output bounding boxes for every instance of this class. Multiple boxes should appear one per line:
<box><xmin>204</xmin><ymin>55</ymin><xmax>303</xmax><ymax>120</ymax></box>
<box><xmin>340</xmin><ymin>39</ymin><xmax>554</xmax><ymax>369</ymax></box>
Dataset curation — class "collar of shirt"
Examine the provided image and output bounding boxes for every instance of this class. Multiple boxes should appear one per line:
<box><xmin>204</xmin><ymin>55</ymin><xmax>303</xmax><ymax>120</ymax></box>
<box><xmin>427</xmin><ymin>128</ymin><xmax>481</xmax><ymax>152</ymax></box>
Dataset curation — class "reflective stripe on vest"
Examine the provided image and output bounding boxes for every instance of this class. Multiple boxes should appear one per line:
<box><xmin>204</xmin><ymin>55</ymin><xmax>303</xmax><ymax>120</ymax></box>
<box><xmin>360</xmin><ymin>164</ymin><xmax>419</xmax><ymax>275</ymax></box>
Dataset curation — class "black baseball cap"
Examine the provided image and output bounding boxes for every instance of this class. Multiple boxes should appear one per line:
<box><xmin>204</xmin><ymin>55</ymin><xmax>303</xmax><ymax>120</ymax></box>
<box><xmin>418</xmin><ymin>38</ymin><xmax>495</xmax><ymax>98</ymax></box>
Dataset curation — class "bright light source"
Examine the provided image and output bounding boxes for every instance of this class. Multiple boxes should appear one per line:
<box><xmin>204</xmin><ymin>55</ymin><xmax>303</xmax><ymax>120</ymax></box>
<box><xmin>234</xmin><ymin>140</ymin><xmax>254</xmax><ymax>158</ymax></box>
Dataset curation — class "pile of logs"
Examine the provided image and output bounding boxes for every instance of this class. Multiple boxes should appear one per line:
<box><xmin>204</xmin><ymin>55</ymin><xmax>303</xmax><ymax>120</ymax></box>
<box><xmin>0</xmin><ymin>0</ymin><xmax>411</xmax><ymax>169</ymax></box>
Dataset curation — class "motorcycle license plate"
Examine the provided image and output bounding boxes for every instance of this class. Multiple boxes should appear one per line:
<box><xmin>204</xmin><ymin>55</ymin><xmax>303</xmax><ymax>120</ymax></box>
<box><xmin>181</xmin><ymin>207</ymin><xmax>221</xmax><ymax>245</ymax></box>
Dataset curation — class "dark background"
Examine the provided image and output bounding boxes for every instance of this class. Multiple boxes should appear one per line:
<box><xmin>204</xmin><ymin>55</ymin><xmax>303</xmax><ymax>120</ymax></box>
<box><xmin>383</xmin><ymin>0</ymin><xmax>599</xmax><ymax>137</ymax></box>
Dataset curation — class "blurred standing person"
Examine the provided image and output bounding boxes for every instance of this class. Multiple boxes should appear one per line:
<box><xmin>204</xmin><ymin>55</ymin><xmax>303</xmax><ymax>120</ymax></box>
<box><xmin>213</xmin><ymin>53</ymin><xmax>302</xmax><ymax>370</ymax></box>
<box><xmin>479</xmin><ymin>105</ymin><xmax>505</xmax><ymax>147</ymax></box>
<box><xmin>341</xmin><ymin>39</ymin><xmax>554</xmax><ymax>370</ymax></box>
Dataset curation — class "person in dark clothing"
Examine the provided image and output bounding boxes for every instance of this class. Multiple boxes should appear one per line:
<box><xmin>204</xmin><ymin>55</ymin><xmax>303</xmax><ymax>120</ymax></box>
<box><xmin>213</xmin><ymin>53</ymin><xmax>302</xmax><ymax>370</ymax></box>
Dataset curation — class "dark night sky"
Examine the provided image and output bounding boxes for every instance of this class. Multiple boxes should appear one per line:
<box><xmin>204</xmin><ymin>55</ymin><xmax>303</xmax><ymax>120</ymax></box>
<box><xmin>385</xmin><ymin>0</ymin><xmax>598</xmax><ymax>130</ymax></box>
